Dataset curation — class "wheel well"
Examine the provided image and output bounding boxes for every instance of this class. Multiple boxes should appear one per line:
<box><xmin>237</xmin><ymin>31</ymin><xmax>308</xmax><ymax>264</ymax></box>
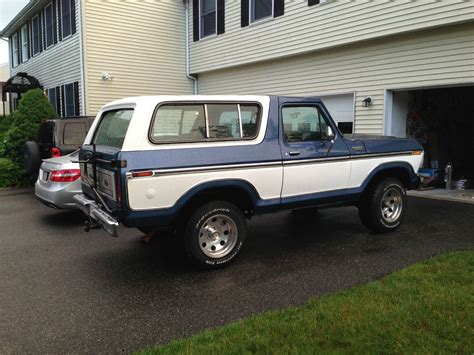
<box><xmin>366</xmin><ymin>167</ymin><xmax>411</xmax><ymax>193</ymax></box>
<box><xmin>177</xmin><ymin>186</ymin><xmax>255</xmax><ymax>222</ymax></box>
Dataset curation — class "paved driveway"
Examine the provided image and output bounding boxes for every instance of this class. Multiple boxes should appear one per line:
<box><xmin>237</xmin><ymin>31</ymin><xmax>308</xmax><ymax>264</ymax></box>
<box><xmin>0</xmin><ymin>189</ymin><xmax>472</xmax><ymax>353</ymax></box>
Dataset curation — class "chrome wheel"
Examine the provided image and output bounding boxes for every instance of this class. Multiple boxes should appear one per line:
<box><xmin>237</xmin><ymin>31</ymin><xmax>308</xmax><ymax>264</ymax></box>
<box><xmin>381</xmin><ymin>187</ymin><xmax>403</xmax><ymax>223</ymax></box>
<box><xmin>199</xmin><ymin>214</ymin><xmax>238</xmax><ymax>258</ymax></box>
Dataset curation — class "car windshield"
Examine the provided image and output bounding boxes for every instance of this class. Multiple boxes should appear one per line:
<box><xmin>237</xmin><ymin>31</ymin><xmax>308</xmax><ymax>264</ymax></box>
<box><xmin>92</xmin><ymin>109</ymin><xmax>134</xmax><ymax>149</ymax></box>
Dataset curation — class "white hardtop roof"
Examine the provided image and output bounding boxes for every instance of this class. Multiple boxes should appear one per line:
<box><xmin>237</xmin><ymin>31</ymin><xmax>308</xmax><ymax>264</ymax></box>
<box><xmin>101</xmin><ymin>95</ymin><xmax>271</xmax><ymax>110</ymax></box>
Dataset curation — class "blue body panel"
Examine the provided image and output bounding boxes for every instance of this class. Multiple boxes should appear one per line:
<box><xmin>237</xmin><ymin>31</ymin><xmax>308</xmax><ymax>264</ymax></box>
<box><xmin>79</xmin><ymin>96</ymin><xmax>422</xmax><ymax>229</ymax></box>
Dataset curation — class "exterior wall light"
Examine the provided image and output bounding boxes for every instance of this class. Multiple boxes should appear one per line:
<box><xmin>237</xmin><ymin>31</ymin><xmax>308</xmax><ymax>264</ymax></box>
<box><xmin>101</xmin><ymin>72</ymin><xmax>113</xmax><ymax>81</ymax></box>
<box><xmin>362</xmin><ymin>96</ymin><xmax>373</xmax><ymax>107</ymax></box>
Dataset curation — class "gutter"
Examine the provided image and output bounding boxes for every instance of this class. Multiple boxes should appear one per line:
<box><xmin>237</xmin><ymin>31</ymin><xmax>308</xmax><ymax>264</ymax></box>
<box><xmin>184</xmin><ymin>0</ymin><xmax>198</xmax><ymax>94</ymax></box>
<box><xmin>78</xmin><ymin>0</ymin><xmax>86</xmax><ymax>115</ymax></box>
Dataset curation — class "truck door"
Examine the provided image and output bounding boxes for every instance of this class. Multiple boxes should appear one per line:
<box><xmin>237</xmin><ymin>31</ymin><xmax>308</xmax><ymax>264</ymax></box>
<box><xmin>279</xmin><ymin>98</ymin><xmax>351</xmax><ymax>202</ymax></box>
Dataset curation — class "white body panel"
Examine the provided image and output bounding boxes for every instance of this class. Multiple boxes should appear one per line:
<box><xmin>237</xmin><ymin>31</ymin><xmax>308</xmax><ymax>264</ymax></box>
<box><xmin>127</xmin><ymin>166</ymin><xmax>283</xmax><ymax>211</ymax></box>
<box><xmin>282</xmin><ymin>161</ymin><xmax>351</xmax><ymax>197</ymax></box>
<box><xmin>349</xmin><ymin>154</ymin><xmax>423</xmax><ymax>188</ymax></box>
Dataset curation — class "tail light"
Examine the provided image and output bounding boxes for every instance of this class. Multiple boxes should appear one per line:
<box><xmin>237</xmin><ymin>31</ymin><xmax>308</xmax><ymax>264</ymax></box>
<box><xmin>50</xmin><ymin>169</ymin><xmax>81</xmax><ymax>182</ymax></box>
<box><xmin>51</xmin><ymin>147</ymin><xmax>61</xmax><ymax>158</ymax></box>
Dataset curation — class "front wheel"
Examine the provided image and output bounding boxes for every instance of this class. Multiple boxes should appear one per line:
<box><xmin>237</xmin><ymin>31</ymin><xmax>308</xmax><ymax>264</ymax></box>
<box><xmin>184</xmin><ymin>201</ymin><xmax>247</xmax><ymax>269</ymax></box>
<box><xmin>358</xmin><ymin>177</ymin><xmax>407</xmax><ymax>233</ymax></box>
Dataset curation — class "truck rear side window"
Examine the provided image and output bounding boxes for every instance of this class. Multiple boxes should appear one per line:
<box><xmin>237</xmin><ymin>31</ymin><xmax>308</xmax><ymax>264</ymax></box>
<box><xmin>150</xmin><ymin>103</ymin><xmax>261</xmax><ymax>143</ymax></box>
<box><xmin>93</xmin><ymin>109</ymin><xmax>133</xmax><ymax>148</ymax></box>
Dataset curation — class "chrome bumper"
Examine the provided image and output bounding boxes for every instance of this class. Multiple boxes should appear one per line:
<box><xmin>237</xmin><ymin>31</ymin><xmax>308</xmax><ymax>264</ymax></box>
<box><xmin>73</xmin><ymin>194</ymin><xmax>119</xmax><ymax>237</ymax></box>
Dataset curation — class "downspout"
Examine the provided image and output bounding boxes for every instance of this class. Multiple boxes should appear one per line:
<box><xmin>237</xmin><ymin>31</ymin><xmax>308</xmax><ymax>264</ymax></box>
<box><xmin>184</xmin><ymin>0</ymin><xmax>198</xmax><ymax>94</ymax></box>
<box><xmin>78</xmin><ymin>0</ymin><xmax>86</xmax><ymax>114</ymax></box>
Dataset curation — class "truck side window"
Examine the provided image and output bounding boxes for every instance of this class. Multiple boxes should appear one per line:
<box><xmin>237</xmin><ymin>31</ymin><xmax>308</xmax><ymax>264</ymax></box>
<box><xmin>152</xmin><ymin>105</ymin><xmax>206</xmax><ymax>142</ymax></box>
<box><xmin>207</xmin><ymin>104</ymin><xmax>240</xmax><ymax>139</ymax></box>
<box><xmin>282</xmin><ymin>106</ymin><xmax>329</xmax><ymax>142</ymax></box>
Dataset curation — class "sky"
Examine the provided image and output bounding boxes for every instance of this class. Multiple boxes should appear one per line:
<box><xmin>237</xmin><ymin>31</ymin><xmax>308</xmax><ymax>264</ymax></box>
<box><xmin>0</xmin><ymin>0</ymin><xmax>29</xmax><ymax>65</ymax></box>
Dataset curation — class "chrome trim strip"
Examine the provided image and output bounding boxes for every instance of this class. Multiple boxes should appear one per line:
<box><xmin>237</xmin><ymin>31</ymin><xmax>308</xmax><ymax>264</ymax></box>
<box><xmin>126</xmin><ymin>151</ymin><xmax>414</xmax><ymax>178</ymax></box>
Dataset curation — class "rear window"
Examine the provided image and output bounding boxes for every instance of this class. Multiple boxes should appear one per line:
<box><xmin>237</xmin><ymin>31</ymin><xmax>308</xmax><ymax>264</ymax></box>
<box><xmin>63</xmin><ymin>122</ymin><xmax>87</xmax><ymax>145</ymax></box>
<box><xmin>92</xmin><ymin>109</ymin><xmax>134</xmax><ymax>148</ymax></box>
<box><xmin>150</xmin><ymin>103</ymin><xmax>261</xmax><ymax>143</ymax></box>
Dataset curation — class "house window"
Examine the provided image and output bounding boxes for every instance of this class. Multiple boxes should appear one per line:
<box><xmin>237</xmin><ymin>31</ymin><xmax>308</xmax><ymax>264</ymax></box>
<box><xmin>32</xmin><ymin>15</ymin><xmax>41</xmax><ymax>55</ymax></box>
<box><xmin>48</xmin><ymin>88</ymin><xmax>58</xmax><ymax>113</ymax></box>
<box><xmin>44</xmin><ymin>3</ymin><xmax>54</xmax><ymax>48</ymax></box>
<box><xmin>63</xmin><ymin>83</ymin><xmax>75</xmax><ymax>116</ymax></box>
<box><xmin>61</xmin><ymin>0</ymin><xmax>73</xmax><ymax>38</ymax></box>
<box><xmin>250</xmin><ymin>0</ymin><xmax>273</xmax><ymax>23</ymax></box>
<box><xmin>200</xmin><ymin>0</ymin><xmax>216</xmax><ymax>38</ymax></box>
<box><xmin>21</xmin><ymin>25</ymin><xmax>29</xmax><ymax>62</ymax></box>
<box><xmin>11</xmin><ymin>33</ymin><xmax>19</xmax><ymax>67</ymax></box>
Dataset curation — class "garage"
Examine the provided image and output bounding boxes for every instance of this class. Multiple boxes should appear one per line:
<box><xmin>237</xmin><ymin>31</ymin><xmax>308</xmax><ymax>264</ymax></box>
<box><xmin>319</xmin><ymin>93</ymin><xmax>355</xmax><ymax>134</ymax></box>
<box><xmin>386</xmin><ymin>86</ymin><xmax>474</xmax><ymax>191</ymax></box>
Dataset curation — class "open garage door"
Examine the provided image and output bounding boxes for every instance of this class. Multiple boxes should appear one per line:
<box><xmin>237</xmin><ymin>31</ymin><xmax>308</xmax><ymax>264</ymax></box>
<box><xmin>319</xmin><ymin>94</ymin><xmax>355</xmax><ymax>134</ymax></box>
<box><xmin>387</xmin><ymin>86</ymin><xmax>474</xmax><ymax>189</ymax></box>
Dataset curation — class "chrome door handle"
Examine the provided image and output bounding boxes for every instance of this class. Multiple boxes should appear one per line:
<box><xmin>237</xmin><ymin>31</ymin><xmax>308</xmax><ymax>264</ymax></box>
<box><xmin>289</xmin><ymin>151</ymin><xmax>300</xmax><ymax>156</ymax></box>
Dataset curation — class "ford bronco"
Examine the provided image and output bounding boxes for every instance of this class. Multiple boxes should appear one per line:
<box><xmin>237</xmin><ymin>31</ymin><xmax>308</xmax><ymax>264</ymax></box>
<box><xmin>74</xmin><ymin>95</ymin><xmax>423</xmax><ymax>268</ymax></box>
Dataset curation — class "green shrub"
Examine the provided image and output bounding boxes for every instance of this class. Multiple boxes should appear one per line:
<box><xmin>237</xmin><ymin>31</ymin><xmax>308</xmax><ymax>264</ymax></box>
<box><xmin>0</xmin><ymin>157</ymin><xmax>32</xmax><ymax>187</ymax></box>
<box><xmin>0</xmin><ymin>114</ymin><xmax>14</xmax><ymax>134</ymax></box>
<box><xmin>3</xmin><ymin>89</ymin><xmax>57</xmax><ymax>163</ymax></box>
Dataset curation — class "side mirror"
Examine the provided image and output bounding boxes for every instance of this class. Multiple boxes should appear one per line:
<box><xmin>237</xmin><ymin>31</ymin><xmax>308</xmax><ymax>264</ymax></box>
<box><xmin>327</xmin><ymin>126</ymin><xmax>335</xmax><ymax>141</ymax></box>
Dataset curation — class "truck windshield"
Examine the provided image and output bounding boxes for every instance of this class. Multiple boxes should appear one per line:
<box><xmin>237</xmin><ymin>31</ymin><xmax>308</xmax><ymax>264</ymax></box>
<box><xmin>92</xmin><ymin>109</ymin><xmax>133</xmax><ymax>148</ymax></box>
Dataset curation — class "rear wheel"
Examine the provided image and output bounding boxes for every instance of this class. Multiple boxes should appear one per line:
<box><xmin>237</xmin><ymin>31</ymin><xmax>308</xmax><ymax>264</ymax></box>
<box><xmin>184</xmin><ymin>201</ymin><xmax>247</xmax><ymax>269</ymax></box>
<box><xmin>23</xmin><ymin>141</ymin><xmax>41</xmax><ymax>175</ymax></box>
<box><xmin>358</xmin><ymin>177</ymin><xmax>406</xmax><ymax>233</ymax></box>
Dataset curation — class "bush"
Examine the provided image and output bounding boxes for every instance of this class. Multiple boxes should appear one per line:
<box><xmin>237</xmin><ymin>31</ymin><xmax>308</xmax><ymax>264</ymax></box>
<box><xmin>3</xmin><ymin>89</ymin><xmax>57</xmax><ymax>163</ymax></box>
<box><xmin>0</xmin><ymin>157</ymin><xmax>32</xmax><ymax>187</ymax></box>
<box><xmin>0</xmin><ymin>114</ymin><xmax>14</xmax><ymax>134</ymax></box>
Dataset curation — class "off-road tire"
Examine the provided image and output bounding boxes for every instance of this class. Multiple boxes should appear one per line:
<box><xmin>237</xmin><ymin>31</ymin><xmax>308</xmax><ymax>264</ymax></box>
<box><xmin>184</xmin><ymin>201</ymin><xmax>247</xmax><ymax>269</ymax></box>
<box><xmin>358</xmin><ymin>177</ymin><xmax>407</xmax><ymax>233</ymax></box>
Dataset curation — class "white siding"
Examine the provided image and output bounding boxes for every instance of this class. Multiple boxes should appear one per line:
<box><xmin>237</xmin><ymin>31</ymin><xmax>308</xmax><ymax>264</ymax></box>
<box><xmin>82</xmin><ymin>0</ymin><xmax>194</xmax><ymax>115</ymax></box>
<box><xmin>190</xmin><ymin>0</ymin><xmax>474</xmax><ymax>73</ymax></box>
<box><xmin>197</xmin><ymin>23</ymin><xmax>474</xmax><ymax>134</ymax></box>
<box><xmin>10</xmin><ymin>0</ymin><xmax>83</xmax><ymax>114</ymax></box>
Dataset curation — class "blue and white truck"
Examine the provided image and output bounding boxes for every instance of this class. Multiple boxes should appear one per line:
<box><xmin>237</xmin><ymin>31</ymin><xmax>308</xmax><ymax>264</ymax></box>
<box><xmin>74</xmin><ymin>95</ymin><xmax>423</xmax><ymax>268</ymax></box>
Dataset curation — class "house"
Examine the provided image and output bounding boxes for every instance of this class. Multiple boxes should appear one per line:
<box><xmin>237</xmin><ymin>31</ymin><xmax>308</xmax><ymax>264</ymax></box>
<box><xmin>0</xmin><ymin>0</ymin><xmax>193</xmax><ymax>116</ymax></box>
<box><xmin>0</xmin><ymin>62</ymin><xmax>10</xmax><ymax>115</ymax></box>
<box><xmin>2</xmin><ymin>0</ymin><xmax>473</xmax><ymax>181</ymax></box>
<box><xmin>188</xmin><ymin>0</ymin><xmax>474</xmax><ymax>182</ymax></box>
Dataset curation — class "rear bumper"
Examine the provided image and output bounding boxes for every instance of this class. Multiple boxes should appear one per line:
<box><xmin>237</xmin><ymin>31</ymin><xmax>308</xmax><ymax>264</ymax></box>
<box><xmin>73</xmin><ymin>194</ymin><xmax>119</xmax><ymax>237</ymax></box>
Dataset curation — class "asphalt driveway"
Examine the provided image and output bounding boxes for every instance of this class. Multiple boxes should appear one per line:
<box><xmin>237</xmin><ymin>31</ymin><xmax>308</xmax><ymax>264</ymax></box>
<box><xmin>0</xmin><ymin>189</ymin><xmax>472</xmax><ymax>353</ymax></box>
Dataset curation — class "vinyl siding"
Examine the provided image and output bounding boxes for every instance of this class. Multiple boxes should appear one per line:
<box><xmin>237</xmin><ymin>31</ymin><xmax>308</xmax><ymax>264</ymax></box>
<box><xmin>197</xmin><ymin>23</ymin><xmax>474</xmax><ymax>134</ymax></box>
<box><xmin>189</xmin><ymin>0</ymin><xmax>474</xmax><ymax>73</ymax></box>
<box><xmin>82</xmin><ymin>0</ymin><xmax>194</xmax><ymax>115</ymax></box>
<box><xmin>10</xmin><ymin>0</ymin><xmax>83</xmax><ymax>114</ymax></box>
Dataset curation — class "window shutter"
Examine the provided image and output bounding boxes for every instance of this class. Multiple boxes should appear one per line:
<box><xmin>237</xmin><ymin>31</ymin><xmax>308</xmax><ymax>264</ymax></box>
<box><xmin>55</xmin><ymin>86</ymin><xmax>61</xmax><ymax>115</ymax></box>
<box><xmin>192</xmin><ymin>0</ymin><xmax>199</xmax><ymax>41</ymax></box>
<box><xmin>10</xmin><ymin>39</ymin><xmax>14</xmax><ymax>67</ymax></box>
<box><xmin>241</xmin><ymin>0</ymin><xmax>249</xmax><ymax>27</ymax></box>
<box><xmin>73</xmin><ymin>81</ymin><xmax>80</xmax><ymax>115</ymax></box>
<box><xmin>308</xmin><ymin>0</ymin><xmax>320</xmax><ymax>5</ymax></box>
<box><xmin>53</xmin><ymin>1</ymin><xmax>58</xmax><ymax>43</ymax></box>
<box><xmin>71</xmin><ymin>0</ymin><xmax>76</xmax><ymax>34</ymax></box>
<box><xmin>28</xmin><ymin>22</ymin><xmax>32</xmax><ymax>58</ymax></box>
<box><xmin>60</xmin><ymin>85</ymin><xmax>65</xmax><ymax>117</ymax></box>
<box><xmin>58</xmin><ymin>0</ymin><xmax>63</xmax><ymax>41</ymax></box>
<box><xmin>217</xmin><ymin>0</ymin><xmax>225</xmax><ymax>35</ymax></box>
<box><xmin>17</xmin><ymin>31</ymin><xmax>21</xmax><ymax>64</ymax></box>
<box><xmin>274</xmin><ymin>0</ymin><xmax>284</xmax><ymax>17</ymax></box>
<box><xmin>39</xmin><ymin>12</ymin><xmax>44</xmax><ymax>52</ymax></box>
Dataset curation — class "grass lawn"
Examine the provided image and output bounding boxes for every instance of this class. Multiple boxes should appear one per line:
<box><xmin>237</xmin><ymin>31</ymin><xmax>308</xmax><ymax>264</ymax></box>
<box><xmin>141</xmin><ymin>251</ymin><xmax>474</xmax><ymax>354</ymax></box>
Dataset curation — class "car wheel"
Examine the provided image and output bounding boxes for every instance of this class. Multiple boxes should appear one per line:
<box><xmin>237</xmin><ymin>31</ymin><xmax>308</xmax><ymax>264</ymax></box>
<box><xmin>184</xmin><ymin>201</ymin><xmax>247</xmax><ymax>269</ymax></box>
<box><xmin>358</xmin><ymin>177</ymin><xmax>407</xmax><ymax>233</ymax></box>
<box><xmin>23</xmin><ymin>141</ymin><xmax>41</xmax><ymax>175</ymax></box>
